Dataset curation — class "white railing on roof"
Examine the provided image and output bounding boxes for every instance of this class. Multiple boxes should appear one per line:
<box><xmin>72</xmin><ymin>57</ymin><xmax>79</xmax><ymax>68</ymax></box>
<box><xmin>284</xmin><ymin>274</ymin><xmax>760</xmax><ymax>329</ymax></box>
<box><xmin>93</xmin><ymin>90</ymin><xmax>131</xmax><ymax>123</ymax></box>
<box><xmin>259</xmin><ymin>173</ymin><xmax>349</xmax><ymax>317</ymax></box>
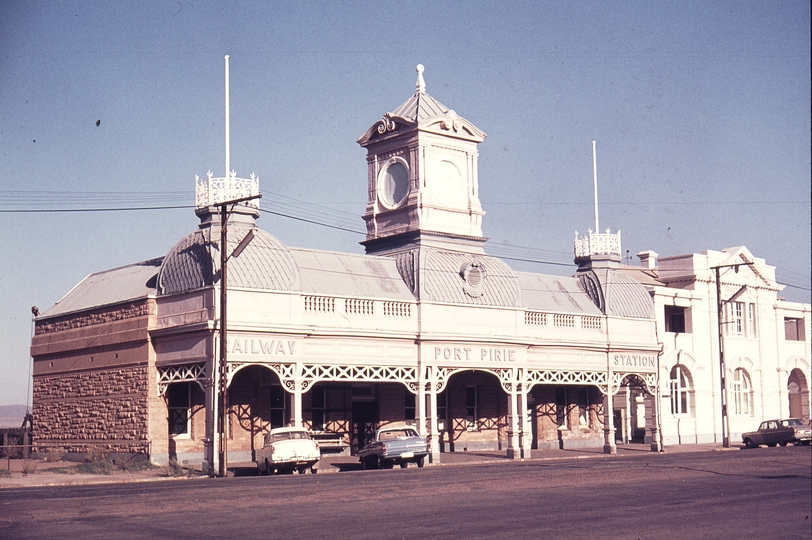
<box><xmin>574</xmin><ymin>229</ymin><xmax>621</xmax><ymax>258</ymax></box>
<box><xmin>195</xmin><ymin>170</ymin><xmax>260</xmax><ymax>209</ymax></box>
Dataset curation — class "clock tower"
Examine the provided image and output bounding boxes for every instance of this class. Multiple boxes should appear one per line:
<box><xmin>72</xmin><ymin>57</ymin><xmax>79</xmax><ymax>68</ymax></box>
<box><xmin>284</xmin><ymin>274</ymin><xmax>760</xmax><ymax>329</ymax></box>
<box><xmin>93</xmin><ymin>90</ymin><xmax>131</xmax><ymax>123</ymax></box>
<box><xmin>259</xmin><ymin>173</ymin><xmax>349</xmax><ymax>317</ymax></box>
<box><xmin>357</xmin><ymin>65</ymin><xmax>487</xmax><ymax>256</ymax></box>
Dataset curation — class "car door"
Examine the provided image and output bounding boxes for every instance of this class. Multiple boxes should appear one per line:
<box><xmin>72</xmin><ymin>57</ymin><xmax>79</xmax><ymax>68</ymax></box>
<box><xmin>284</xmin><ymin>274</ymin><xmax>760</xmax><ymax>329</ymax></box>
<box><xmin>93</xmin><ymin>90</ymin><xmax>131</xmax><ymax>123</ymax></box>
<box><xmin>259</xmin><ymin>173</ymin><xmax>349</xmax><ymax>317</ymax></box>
<box><xmin>764</xmin><ymin>421</ymin><xmax>780</xmax><ymax>445</ymax></box>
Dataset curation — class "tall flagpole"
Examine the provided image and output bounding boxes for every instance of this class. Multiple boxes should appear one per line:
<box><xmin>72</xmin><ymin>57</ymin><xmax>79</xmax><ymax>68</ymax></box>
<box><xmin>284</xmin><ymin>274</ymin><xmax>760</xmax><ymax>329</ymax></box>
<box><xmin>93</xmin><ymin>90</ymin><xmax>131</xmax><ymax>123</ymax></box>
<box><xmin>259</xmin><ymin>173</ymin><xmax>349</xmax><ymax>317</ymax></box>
<box><xmin>592</xmin><ymin>140</ymin><xmax>599</xmax><ymax>233</ymax></box>
<box><xmin>225</xmin><ymin>55</ymin><xmax>230</xmax><ymax>179</ymax></box>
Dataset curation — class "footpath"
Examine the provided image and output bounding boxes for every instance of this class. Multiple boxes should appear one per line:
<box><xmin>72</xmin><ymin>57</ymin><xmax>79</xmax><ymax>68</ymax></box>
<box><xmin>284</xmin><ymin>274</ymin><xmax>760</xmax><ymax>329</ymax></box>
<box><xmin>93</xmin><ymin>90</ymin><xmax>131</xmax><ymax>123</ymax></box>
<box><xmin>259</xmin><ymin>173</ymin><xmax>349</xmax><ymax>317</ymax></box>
<box><xmin>0</xmin><ymin>442</ymin><xmax>734</xmax><ymax>490</ymax></box>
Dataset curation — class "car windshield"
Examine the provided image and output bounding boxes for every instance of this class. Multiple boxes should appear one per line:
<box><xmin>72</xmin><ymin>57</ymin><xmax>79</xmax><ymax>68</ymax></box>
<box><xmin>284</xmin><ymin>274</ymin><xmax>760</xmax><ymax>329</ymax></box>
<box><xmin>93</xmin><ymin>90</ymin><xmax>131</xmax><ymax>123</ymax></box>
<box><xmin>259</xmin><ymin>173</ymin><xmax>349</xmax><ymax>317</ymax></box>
<box><xmin>379</xmin><ymin>428</ymin><xmax>418</xmax><ymax>440</ymax></box>
<box><xmin>269</xmin><ymin>430</ymin><xmax>311</xmax><ymax>442</ymax></box>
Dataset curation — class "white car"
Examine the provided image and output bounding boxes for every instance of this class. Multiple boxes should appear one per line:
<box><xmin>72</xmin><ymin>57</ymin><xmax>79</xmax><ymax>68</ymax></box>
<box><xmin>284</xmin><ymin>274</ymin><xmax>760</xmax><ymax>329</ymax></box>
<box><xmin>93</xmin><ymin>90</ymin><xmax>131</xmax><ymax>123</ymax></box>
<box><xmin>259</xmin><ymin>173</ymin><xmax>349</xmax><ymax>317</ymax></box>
<box><xmin>256</xmin><ymin>427</ymin><xmax>320</xmax><ymax>475</ymax></box>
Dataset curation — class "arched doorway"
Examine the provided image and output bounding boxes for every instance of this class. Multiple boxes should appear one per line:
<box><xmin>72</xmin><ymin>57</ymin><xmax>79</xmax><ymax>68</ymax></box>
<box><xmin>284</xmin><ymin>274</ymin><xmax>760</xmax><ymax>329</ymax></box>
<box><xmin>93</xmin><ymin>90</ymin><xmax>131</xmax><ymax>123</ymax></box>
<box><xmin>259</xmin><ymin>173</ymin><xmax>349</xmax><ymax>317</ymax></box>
<box><xmin>787</xmin><ymin>368</ymin><xmax>809</xmax><ymax>421</ymax></box>
<box><xmin>228</xmin><ymin>365</ymin><xmax>284</xmax><ymax>461</ymax></box>
<box><xmin>436</xmin><ymin>370</ymin><xmax>504</xmax><ymax>453</ymax></box>
<box><xmin>615</xmin><ymin>374</ymin><xmax>655</xmax><ymax>444</ymax></box>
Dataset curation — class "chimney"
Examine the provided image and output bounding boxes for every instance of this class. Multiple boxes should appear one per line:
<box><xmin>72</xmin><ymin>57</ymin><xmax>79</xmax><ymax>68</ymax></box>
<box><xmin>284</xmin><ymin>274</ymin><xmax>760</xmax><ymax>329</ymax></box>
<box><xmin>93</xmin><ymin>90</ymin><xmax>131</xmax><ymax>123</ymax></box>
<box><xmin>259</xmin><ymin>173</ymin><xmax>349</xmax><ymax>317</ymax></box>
<box><xmin>637</xmin><ymin>250</ymin><xmax>658</xmax><ymax>270</ymax></box>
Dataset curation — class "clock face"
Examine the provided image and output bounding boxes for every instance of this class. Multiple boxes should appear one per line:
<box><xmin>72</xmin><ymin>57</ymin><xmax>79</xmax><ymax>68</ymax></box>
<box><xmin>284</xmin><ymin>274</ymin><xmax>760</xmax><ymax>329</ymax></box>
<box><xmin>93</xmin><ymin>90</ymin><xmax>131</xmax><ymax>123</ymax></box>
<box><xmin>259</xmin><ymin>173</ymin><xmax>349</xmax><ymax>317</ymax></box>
<box><xmin>378</xmin><ymin>159</ymin><xmax>410</xmax><ymax>208</ymax></box>
<box><xmin>433</xmin><ymin>160</ymin><xmax>465</xmax><ymax>205</ymax></box>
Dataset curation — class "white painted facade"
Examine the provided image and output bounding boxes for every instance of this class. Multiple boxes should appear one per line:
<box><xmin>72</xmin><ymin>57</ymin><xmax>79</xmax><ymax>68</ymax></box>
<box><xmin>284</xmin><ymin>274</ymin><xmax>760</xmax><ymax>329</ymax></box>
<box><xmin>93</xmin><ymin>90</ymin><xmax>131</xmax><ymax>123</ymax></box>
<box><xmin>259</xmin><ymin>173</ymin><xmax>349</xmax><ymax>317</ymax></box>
<box><xmin>625</xmin><ymin>248</ymin><xmax>811</xmax><ymax>446</ymax></box>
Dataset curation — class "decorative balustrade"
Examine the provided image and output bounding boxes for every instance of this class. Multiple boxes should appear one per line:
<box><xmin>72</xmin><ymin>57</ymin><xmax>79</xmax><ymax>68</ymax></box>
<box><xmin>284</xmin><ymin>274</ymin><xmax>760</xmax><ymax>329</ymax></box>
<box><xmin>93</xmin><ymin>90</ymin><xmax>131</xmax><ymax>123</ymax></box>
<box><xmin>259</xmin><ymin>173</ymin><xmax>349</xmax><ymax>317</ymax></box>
<box><xmin>581</xmin><ymin>316</ymin><xmax>603</xmax><ymax>331</ymax></box>
<box><xmin>574</xmin><ymin>229</ymin><xmax>621</xmax><ymax>258</ymax></box>
<box><xmin>383</xmin><ymin>302</ymin><xmax>411</xmax><ymax>318</ymax></box>
<box><xmin>525</xmin><ymin>311</ymin><xmax>547</xmax><ymax>326</ymax></box>
<box><xmin>553</xmin><ymin>314</ymin><xmax>576</xmax><ymax>328</ymax></box>
<box><xmin>304</xmin><ymin>296</ymin><xmax>335</xmax><ymax>313</ymax></box>
<box><xmin>195</xmin><ymin>170</ymin><xmax>260</xmax><ymax>209</ymax></box>
<box><xmin>345</xmin><ymin>299</ymin><xmax>374</xmax><ymax>316</ymax></box>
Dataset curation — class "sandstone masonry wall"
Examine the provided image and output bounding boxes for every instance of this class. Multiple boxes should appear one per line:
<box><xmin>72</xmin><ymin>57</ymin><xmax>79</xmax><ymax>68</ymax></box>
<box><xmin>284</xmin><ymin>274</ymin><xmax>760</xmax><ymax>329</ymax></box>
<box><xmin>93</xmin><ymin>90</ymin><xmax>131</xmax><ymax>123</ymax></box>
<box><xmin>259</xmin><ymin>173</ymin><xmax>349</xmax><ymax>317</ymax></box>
<box><xmin>33</xmin><ymin>366</ymin><xmax>149</xmax><ymax>452</ymax></box>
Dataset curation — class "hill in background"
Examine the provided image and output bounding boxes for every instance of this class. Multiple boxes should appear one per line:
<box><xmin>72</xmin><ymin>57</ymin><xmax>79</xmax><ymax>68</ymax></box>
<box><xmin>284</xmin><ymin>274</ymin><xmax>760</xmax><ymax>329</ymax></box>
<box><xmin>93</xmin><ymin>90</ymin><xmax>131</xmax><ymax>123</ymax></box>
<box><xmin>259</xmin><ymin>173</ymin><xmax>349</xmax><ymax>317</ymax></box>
<box><xmin>0</xmin><ymin>404</ymin><xmax>29</xmax><ymax>428</ymax></box>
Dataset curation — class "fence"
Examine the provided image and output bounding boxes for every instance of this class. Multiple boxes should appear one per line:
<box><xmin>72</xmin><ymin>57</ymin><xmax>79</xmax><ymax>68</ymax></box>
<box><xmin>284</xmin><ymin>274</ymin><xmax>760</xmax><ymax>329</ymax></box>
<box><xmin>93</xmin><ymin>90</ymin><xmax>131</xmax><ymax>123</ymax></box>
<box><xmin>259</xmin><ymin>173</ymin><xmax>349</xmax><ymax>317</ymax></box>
<box><xmin>2</xmin><ymin>436</ymin><xmax>152</xmax><ymax>471</ymax></box>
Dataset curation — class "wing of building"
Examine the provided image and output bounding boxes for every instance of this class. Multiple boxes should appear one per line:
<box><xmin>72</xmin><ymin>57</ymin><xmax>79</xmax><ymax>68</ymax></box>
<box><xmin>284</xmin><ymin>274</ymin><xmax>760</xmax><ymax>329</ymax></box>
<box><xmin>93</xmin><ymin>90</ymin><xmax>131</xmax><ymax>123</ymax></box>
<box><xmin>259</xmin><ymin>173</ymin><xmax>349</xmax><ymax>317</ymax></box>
<box><xmin>30</xmin><ymin>66</ymin><xmax>810</xmax><ymax>468</ymax></box>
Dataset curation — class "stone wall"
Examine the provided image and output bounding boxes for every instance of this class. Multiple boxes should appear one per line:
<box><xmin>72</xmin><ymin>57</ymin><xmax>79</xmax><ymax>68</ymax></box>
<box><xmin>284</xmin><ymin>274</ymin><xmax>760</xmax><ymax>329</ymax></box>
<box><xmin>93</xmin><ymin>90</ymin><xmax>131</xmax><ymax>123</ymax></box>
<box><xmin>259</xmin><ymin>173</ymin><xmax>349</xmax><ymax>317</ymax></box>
<box><xmin>35</xmin><ymin>301</ymin><xmax>149</xmax><ymax>335</ymax></box>
<box><xmin>33</xmin><ymin>366</ymin><xmax>149</xmax><ymax>453</ymax></box>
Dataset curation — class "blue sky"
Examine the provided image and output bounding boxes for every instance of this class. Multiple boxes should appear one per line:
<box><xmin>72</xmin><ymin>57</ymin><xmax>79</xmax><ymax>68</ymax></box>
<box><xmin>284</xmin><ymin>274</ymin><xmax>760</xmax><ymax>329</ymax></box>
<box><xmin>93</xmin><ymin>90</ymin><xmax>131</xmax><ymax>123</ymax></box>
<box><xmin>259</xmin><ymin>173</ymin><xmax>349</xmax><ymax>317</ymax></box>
<box><xmin>1</xmin><ymin>1</ymin><xmax>809</xmax><ymax>407</ymax></box>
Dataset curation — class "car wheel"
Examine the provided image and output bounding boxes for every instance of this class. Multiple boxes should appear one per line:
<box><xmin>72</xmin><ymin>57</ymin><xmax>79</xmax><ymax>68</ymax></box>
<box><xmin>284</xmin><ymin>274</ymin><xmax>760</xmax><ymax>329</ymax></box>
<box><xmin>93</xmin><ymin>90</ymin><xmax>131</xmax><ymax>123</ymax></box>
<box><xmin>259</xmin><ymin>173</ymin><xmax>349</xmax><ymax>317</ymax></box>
<box><xmin>744</xmin><ymin>439</ymin><xmax>756</xmax><ymax>449</ymax></box>
<box><xmin>297</xmin><ymin>466</ymin><xmax>307</xmax><ymax>474</ymax></box>
<box><xmin>310</xmin><ymin>466</ymin><xmax>318</xmax><ymax>474</ymax></box>
<box><xmin>779</xmin><ymin>441</ymin><xmax>788</xmax><ymax>447</ymax></box>
<box><xmin>767</xmin><ymin>443</ymin><xmax>776</xmax><ymax>447</ymax></box>
<box><xmin>400</xmin><ymin>462</ymin><xmax>408</xmax><ymax>469</ymax></box>
<box><xmin>416</xmin><ymin>457</ymin><xmax>425</xmax><ymax>468</ymax></box>
<box><xmin>803</xmin><ymin>441</ymin><xmax>811</xmax><ymax>446</ymax></box>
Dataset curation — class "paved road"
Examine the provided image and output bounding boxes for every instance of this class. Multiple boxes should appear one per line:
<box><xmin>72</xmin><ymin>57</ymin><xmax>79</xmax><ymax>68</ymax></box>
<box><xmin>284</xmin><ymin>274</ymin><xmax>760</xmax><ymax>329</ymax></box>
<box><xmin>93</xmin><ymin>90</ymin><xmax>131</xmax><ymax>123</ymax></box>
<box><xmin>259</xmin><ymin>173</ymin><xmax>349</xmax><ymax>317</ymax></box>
<box><xmin>1</xmin><ymin>446</ymin><xmax>809</xmax><ymax>539</ymax></box>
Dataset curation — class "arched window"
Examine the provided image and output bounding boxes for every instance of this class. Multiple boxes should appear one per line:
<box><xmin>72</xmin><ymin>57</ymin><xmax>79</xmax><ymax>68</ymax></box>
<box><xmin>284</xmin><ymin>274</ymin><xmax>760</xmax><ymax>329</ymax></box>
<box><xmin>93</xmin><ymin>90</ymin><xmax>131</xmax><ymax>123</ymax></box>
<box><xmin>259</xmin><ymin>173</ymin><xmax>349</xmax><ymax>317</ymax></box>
<box><xmin>669</xmin><ymin>366</ymin><xmax>691</xmax><ymax>415</ymax></box>
<box><xmin>731</xmin><ymin>368</ymin><xmax>751</xmax><ymax>415</ymax></box>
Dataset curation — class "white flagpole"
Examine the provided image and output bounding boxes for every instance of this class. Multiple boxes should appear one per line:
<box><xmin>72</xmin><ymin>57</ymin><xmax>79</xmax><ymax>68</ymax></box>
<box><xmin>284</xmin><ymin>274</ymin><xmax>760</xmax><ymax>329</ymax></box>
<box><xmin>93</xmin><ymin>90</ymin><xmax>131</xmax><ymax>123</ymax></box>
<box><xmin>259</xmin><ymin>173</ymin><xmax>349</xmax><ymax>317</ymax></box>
<box><xmin>225</xmin><ymin>55</ymin><xmax>230</xmax><ymax>179</ymax></box>
<box><xmin>592</xmin><ymin>140</ymin><xmax>599</xmax><ymax>233</ymax></box>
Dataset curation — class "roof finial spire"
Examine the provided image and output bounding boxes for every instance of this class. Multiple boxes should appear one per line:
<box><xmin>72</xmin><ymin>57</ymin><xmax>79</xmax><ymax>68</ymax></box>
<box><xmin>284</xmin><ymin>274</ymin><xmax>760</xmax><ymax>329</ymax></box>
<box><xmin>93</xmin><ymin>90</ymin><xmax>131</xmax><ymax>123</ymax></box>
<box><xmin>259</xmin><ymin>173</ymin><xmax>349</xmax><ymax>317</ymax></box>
<box><xmin>415</xmin><ymin>64</ymin><xmax>425</xmax><ymax>94</ymax></box>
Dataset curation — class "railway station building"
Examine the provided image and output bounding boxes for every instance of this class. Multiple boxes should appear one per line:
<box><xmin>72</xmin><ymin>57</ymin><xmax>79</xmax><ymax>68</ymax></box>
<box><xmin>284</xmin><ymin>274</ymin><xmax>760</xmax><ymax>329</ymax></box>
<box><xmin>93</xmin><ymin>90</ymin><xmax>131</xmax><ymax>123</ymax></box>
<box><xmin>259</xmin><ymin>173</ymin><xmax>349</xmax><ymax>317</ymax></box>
<box><xmin>30</xmin><ymin>66</ymin><xmax>810</xmax><ymax>469</ymax></box>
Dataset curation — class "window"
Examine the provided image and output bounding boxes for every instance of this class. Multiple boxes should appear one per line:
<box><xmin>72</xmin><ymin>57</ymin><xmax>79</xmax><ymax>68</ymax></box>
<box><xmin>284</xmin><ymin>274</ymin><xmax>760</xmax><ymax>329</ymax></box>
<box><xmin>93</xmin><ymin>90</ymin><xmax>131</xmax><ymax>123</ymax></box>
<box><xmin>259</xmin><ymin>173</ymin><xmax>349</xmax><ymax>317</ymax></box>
<box><xmin>555</xmin><ymin>387</ymin><xmax>567</xmax><ymax>428</ymax></box>
<box><xmin>437</xmin><ymin>390</ymin><xmax>448</xmax><ymax>431</ymax></box>
<box><xmin>577</xmin><ymin>387</ymin><xmax>589</xmax><ymax>427</ymax></box>
<box><xmin>731</xmin><ymin>369</ymin><xmax>750</xmax><ymax>415</ymax></box>
<box><xmin>270</xmin><ymin>385</ymin><xmax>286</xmax><ymax>428</ymax></box>
<box><xmin>784</xmin><ymin>318</ymin><xmax>805</xmax><ymax>341</ymax></box>
<box><xmin>664</xmin><ymin>305</ymin><xmax>687</xmax><ymax>334</ymax></box>
<box><xmin>727</xmin><ymin>302</ymin><xmax>744</xmax><ymax>336</ymax></box>
<box><xmin>167</xmin><ymin>382</ymin><xmax>191</xmax><ymax>436</ymax></box>
<box><xmin>669</xmin><ymin>366</ymin><xmax>690</xmax><ymax>415</ymax></box>
<box><xmin>747</xmin><ymin>304</ymin><xmax>757</xmax><ymax>338</ymax></box>
<box><xmin>404</xmin><ymin>391</ymin><xmax>416</xmax><ymax>421</ymax></box>
<box><xmin>310</xmin><ymin>386</ymin><xmax>325</xmax><ymax>431</ymax></box>
<box><xmin>465</xmin><ymin>386</ymin><xmax>477</xmax><ymax>431</ymax></box>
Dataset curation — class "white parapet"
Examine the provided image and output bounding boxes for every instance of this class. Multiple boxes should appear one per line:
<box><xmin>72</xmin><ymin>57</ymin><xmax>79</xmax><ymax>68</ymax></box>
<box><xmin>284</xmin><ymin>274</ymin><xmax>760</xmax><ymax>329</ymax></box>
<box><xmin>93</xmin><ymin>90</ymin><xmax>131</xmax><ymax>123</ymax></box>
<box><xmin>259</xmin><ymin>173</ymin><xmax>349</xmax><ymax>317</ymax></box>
<box><xmin>195</xmin><ymin>170</ymin><xmax>260</xmax><ymax>209</ymax></box>
<box><xmin>574</xmin><ymin>229</ymin><xmax>621</xmax><ymax>258</ymax></box>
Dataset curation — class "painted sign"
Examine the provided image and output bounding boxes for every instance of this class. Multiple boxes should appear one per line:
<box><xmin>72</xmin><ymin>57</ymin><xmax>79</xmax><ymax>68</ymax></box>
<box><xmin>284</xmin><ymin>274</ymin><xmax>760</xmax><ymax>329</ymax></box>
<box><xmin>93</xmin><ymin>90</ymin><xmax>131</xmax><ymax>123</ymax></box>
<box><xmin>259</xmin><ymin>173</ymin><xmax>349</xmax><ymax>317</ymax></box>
<box><xmin>613</xmin><ymin>354</ymin><xmax>656</xmax><ymax>369</ymax></box>
<box><xmin>434</xmin><ymin>346</ymin><xmax>516</xmax><ymax>362</ymax></box>
<box><xmin>228</xmin><ymin>338</ymin><xmax>298</xmax><ymax>356</ymax></box>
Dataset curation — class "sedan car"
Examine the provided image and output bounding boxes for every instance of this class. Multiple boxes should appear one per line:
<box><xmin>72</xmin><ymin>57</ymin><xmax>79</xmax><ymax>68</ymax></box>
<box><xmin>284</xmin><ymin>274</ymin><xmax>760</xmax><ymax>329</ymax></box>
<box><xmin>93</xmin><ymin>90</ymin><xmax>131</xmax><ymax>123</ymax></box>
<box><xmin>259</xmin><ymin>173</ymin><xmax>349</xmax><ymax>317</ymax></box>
<box><xmin>256</xmin><ymin>427</ymin><xmax>320</xmax><ymax>475</ymax></box>
<box><xmin>742</xmin><ymin>418</ymin><xmax>812</xmax><ymax>448</ymax></box>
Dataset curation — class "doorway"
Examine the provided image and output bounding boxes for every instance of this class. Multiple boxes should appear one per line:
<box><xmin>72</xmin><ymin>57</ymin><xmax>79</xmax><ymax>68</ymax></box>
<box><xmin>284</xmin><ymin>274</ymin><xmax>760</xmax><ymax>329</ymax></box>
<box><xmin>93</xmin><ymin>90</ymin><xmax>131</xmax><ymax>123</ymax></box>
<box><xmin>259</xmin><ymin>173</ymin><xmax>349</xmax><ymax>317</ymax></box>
<box><xmin>351</xmin><ymin>401</ymin><xmax>379</xmax><ymax>454</ymax></box>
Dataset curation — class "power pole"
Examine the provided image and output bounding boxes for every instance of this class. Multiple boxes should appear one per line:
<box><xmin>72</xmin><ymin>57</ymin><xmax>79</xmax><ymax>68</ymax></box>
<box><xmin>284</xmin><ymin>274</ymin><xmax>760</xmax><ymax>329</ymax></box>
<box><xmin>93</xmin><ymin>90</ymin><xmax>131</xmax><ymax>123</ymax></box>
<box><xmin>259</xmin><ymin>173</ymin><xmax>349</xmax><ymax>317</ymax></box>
<box><xmin>711</xmin><ymin>261</ymin><xmax>753</xmax><ymax>448</ymax></box>
<box><xmin>216</xmin><ymin>193</ymin><xmax>261</xmax><ymax>478</ymax></box>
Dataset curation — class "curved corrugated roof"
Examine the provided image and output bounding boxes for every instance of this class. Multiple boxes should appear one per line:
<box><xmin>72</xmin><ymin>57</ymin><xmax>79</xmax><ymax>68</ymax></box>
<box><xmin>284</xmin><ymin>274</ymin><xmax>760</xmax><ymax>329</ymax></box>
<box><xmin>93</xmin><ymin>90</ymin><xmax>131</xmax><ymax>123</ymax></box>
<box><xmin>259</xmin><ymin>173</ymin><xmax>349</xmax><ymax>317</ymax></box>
<box><xmin>393</xmin><ymin>248</ymin><xmax>519</xmax><ymax>307</ymax></box>
<box><xmin>157</xmin><ymin>225</ymin><xmax>299</xmax><ymax>295</ymax></box>
<box><xmin>585</xmin><ymin>268</ymin><xmax>654</xmax><ymax>319</ymax></box>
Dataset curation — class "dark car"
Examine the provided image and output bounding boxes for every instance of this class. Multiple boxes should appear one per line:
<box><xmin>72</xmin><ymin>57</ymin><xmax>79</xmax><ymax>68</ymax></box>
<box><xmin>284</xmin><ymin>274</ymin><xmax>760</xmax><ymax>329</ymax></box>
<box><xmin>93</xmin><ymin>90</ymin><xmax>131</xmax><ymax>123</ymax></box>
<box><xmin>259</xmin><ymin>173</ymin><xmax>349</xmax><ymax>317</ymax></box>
<box><xmin>742</xmin><ymin>418</ymin><xmax>812</xmax><ymax>448</ymax></box>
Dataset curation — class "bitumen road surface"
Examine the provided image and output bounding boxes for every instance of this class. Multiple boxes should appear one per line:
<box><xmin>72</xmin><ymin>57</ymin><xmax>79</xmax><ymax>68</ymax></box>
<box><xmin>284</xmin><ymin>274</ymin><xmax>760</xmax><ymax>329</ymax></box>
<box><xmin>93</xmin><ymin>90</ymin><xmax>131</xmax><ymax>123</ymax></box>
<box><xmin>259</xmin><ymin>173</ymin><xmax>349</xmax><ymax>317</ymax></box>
<box><xmin>1</xmin><ymin>446</ymin><xmax>809</xmax><ymax>539</ymax></box>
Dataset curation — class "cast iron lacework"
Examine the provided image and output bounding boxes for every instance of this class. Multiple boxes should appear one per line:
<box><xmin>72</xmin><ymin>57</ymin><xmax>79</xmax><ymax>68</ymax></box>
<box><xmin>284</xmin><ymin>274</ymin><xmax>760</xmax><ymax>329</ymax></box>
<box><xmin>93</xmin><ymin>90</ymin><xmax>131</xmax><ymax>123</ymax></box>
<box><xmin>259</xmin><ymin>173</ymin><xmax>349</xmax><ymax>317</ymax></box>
<box><xmin>157</xmin><ymin>363</ymin><xmax>207</xmax><ymax>396</ymax></box>
<box><xmin>525</xmin><ymin>369</ymin><xmax>606</xmax><ymax>391</ymax></box>
<box><xmin>301</xmin><ymin>365</ymin><xmax>418</xmax><ymax>393</ymax></box>
<box><xmin>431</xmin><ymin>366</ymin><xmax>515</xmax><ymax>393</ymax></box>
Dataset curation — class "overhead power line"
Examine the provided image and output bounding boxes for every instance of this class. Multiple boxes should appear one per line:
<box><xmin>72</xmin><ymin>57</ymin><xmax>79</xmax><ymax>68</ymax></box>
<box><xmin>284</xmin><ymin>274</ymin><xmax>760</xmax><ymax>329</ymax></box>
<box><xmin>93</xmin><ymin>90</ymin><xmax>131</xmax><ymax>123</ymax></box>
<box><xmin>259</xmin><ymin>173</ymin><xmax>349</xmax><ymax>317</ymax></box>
<box><xmin>1</xmin><ymin>191</ymin><xmax>808</xmax><ymax>290</ymax></box>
